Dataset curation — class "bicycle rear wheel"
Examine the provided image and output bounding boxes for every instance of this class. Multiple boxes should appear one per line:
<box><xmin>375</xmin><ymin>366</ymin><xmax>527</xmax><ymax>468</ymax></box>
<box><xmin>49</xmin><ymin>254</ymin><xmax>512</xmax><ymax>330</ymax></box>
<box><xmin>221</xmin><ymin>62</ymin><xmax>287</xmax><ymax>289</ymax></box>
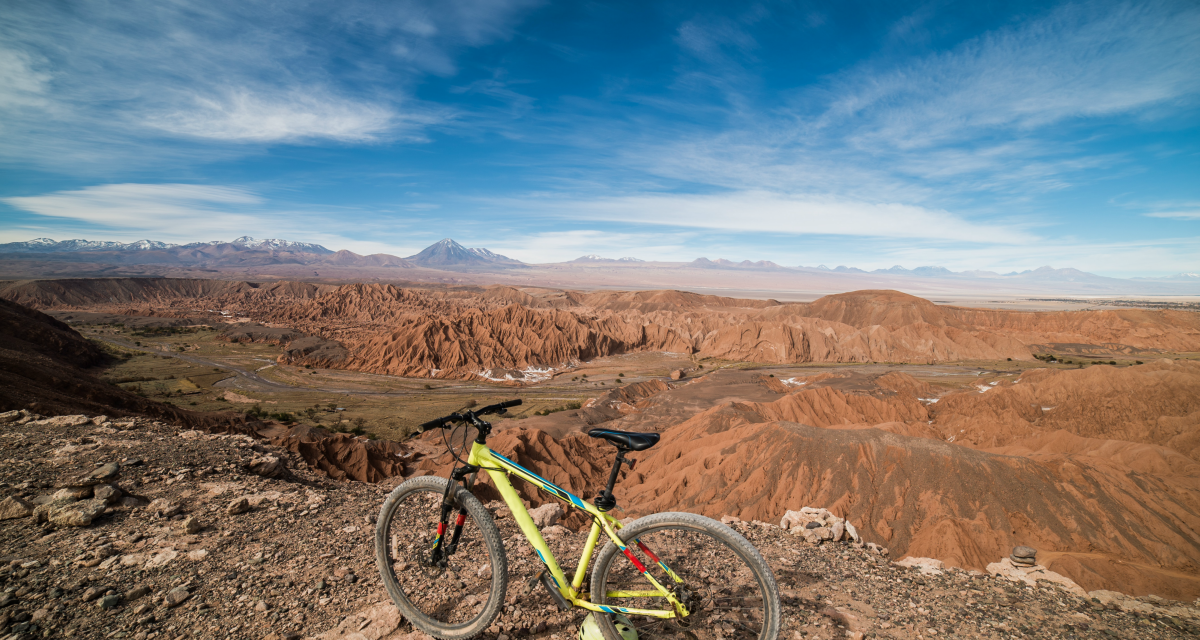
<box><xmin>590</xmin><ymin>512</ymin><xmax>781</xmax><ymax>640</ymax></box>
<box><xmin>375</xmin><ymin>475</ymin><xmax>507</xmax><ymax>640</ymax></box>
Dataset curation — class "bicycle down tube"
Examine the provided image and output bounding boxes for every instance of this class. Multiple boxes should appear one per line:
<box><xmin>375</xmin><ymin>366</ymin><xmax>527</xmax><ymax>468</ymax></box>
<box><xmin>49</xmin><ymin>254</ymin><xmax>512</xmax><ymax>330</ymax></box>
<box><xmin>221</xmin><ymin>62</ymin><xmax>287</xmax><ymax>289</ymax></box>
<box><xmin>465</xmin><ymin>441</ymin><xmax>689</xmax><ymax>619</ymax></box>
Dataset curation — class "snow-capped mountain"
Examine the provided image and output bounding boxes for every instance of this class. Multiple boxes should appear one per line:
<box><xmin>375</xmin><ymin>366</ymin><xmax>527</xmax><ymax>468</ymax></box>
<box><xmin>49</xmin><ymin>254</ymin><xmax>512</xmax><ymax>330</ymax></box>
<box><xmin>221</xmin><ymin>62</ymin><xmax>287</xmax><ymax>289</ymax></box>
<box><xmin>0</xmin><ymin>237</ymin><xmax>332</xmax><ymax>254</ymax></box>
<box><xmin>0</xmin><ymin>238</ymin><xmax>177</xmax><ymax>252</ymax></box>
<box><xmin>224</xmin><ymin>236</ymin><xmax>332</xmax><ymax>254</ymax></box>
<box><xmin>405</xmin><ymin>239</ymin><xmax>523</xmax><ymax>268</ymax></box>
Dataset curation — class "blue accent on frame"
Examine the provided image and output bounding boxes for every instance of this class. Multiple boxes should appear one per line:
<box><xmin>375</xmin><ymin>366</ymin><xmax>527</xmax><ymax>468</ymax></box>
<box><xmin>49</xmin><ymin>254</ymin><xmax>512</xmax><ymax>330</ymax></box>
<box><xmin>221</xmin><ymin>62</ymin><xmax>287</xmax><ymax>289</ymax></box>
<box><xmin>489</xmin><ymin>449</ymin><xmax>587</xmax><ymax>509</ymax></box>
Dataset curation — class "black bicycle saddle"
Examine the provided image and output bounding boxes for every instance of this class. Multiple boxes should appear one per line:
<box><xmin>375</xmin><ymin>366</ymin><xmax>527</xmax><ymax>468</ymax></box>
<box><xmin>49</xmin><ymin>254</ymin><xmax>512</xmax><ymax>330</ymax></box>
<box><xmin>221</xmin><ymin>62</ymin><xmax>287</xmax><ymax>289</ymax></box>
<box><xmin>586</xmin><ymin>428</ymin><xmax>661</xmax><ymax>451</ymax></box>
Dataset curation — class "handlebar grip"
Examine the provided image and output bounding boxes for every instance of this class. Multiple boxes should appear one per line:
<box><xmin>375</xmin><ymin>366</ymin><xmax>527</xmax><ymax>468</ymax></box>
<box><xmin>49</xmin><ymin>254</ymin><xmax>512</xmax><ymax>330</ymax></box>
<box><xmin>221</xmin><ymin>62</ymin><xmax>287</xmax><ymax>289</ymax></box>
<box><xmin>419</xmin><ymin>415</ymin><xmax>455</xmax><ymax>431</ymax></box>
<box><xmin>478</xmin><ymin>399</ymin><xmax>522</xmax><ymax>414</ymax></box>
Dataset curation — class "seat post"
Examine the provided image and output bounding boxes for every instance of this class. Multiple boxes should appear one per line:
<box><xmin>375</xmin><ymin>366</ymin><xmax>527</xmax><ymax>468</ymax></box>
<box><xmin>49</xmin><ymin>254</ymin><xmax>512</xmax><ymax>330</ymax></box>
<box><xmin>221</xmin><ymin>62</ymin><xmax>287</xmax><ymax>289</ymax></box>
<box><xmin>595</xmin><ymin>449</ymin><xmax>629</xmax><ymax>512</ymax></box>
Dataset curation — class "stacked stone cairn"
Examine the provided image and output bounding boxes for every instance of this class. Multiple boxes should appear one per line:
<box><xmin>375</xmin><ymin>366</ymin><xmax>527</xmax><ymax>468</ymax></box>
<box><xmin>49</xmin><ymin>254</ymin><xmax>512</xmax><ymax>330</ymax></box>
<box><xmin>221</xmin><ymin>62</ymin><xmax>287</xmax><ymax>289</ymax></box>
<box><xmin>1010</xmin><ymin>545</ymin><xmax>1038</xmax><ymax>567</ymax></box>
<box><xmin>32</xmin><ymin>460</ymin><xmax>126</xmax><ymax>527</ymax></box>
<box><xmin>778</xmin><ymin>506</ymin><xmax>887</xmax><ymax>555</ymax></box>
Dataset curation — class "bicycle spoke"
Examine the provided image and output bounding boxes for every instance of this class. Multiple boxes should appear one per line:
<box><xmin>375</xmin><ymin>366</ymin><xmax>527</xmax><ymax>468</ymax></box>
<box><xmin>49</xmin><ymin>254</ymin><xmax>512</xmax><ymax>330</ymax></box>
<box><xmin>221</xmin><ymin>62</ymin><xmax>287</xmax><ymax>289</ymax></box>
<box><xmin>597</xmin><ymin>525</ymin><xmax>772</xmax><ymax>639</ymax></box>
<box><xmin>382</xmin><ymin>487</ymin><xmax>496</xmax><ymax>626</ymax></box>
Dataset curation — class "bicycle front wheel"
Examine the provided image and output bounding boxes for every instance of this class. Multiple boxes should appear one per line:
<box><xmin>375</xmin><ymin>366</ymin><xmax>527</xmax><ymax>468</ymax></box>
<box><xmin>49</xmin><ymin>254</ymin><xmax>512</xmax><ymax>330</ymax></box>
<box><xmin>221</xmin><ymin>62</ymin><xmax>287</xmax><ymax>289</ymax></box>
<box><xmin>590</xmin><ymin>512</ymin><xmax>781</xmax><ymax>640</ymax></box>
<box><xmin>375</xmin><ymin>475</ymin><xmax>508</xmax><ymax>640</ymax></box>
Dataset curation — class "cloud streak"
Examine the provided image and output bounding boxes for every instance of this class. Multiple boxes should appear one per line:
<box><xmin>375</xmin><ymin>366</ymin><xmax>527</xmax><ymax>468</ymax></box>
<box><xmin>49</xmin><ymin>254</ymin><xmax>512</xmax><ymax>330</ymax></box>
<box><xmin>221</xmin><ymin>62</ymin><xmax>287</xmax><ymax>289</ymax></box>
<box><xmin>0</xmin><ymin>0</ymin><xmax>538</xmax><ymax>162</ymax></box>
<box><xmin>494</xmin><ymin>191</ymin><xmax>1033</xmax><ymax>244</ymax></box>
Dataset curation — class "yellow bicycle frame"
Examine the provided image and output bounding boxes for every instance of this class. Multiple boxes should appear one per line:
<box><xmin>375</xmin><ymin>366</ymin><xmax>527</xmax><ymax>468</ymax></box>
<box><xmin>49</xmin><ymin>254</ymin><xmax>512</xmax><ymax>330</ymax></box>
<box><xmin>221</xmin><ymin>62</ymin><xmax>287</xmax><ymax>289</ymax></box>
<box><xmin>466</xmin><ymin>441</ymin><xmax>688</xmax><ymax>619</ymax></box>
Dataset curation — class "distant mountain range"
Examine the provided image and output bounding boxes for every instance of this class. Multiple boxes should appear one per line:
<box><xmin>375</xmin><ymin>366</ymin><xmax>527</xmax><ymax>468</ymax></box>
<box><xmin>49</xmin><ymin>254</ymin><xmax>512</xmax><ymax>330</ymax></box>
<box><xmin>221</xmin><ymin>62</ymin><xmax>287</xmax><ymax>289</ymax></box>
<box><xmin>2</xmin><ymin>236</ymin><xmax>1196</xmax><ymax>292</ymax></box>
<box><xmin>2</xmin><ymin>236</ymin><xmax>332</xmax><ymax>254</ymax></box>
<box><xmin>572</xmin><ymin>255</ymin><xmax>645</xmax><ymax>263</ymax></box>
<box><xmin>0</xmin><ymin>236</ymin><xmax>401</xmax><ymax>269</ymax></box>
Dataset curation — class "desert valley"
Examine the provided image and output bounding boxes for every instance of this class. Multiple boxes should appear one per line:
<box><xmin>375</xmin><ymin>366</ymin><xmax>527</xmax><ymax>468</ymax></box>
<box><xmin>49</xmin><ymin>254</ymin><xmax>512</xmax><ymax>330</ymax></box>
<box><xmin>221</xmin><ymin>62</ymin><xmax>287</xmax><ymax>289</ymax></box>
<box><xmin>2</xmin><ymin>238</ymin><xmax>1199</xmax><ymax>639</ymax></box>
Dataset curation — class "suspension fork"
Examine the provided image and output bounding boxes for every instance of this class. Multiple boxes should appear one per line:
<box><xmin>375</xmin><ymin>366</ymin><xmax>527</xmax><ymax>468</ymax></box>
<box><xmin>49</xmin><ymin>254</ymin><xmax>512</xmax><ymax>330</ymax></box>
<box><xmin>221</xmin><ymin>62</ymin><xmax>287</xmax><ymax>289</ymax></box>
<box><xmin>430</xmin><ymin>465</ymin><xmax>478</xmax><ymax>565</ymax></box>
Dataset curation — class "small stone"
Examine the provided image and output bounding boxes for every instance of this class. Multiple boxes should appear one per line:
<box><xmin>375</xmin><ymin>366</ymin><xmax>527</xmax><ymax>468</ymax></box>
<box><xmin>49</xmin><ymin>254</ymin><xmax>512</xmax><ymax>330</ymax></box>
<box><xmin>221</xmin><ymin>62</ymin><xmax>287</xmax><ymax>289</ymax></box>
<box><xmin>164</xmin><ymin>586</ymin><xmax>190</xmax><ymax>608</ymax></box>
<box><xmin>148</xmin><ymin>498</ymin><xmax>182</xmax><ymax>518</ymax></box>
<box><xmin>254</xmin><ymin>600</ymin><xmax>268</xmax><ymax>612</ymax></box>
<box><xmin>93</xmin><ymin>484</ymin><xmax>121</xmax><ymax>503</ymax></box>
<box><xmin>720</xmin><ymin>515</ymin><xmax>740</xmax><ymax>524</ymax></box>
<box><xmin>124</xmin><ymin>586</ymin><xmax>151</xmax><ymax>601</ymax></box>
<box><xmin>81</xmin><ymin>586</ymin><xmax>108</xmax><ymax>601</ymax></box>
<box><xmin>0</xmin><ymin>409</ymin><xmax>21</xmax><ymax>424</ymax></box>
<box><xmin>0</xmin><ymin>496</ymin><xmax>33</xmax><ymax>520</ymax></box>
<box><xmin>364</xmin><ymin>513</ymin><xmax>377</xmax><ymax>524</ymax></box>
<box><xmin>804</xmin><ymin>521</ymin><xmax>822</xmax><ymax>530</ymax></box>
<box><xmin>477</xmin><ymin>563</ymin><xmax>492</xmax><ymax>580</ymax></box>
<box><xmin>819</xmin><ymin>606</ymin><xmax>865</xmax><ymax>632</ymax></box>
<box><xmin>181</xmin><ymin>516</ymin><xmax>203</xmax><ymax>534</ymax></box>
<box><xmin>830</xmin><ymin>520</ymin><xmax>845</xmax><ymax>541</ymax></box>
<box><xmin>52</xmin><ymin>486</ymin><xmax>92</xmax><ymax>501</ymax></box>
<box><xmin>98</xmin><ymin>594</ymin><xmax>121</xmax><ymax>609</ymax></box>
<box><xmin>59</xmin><ymin>461</ymin><xmax>120</xmax><ymax>487</ymax></box>
<box><xmin>226</xmin><ymin>497</ymin><xmax>251</xmax><ymax>515</ymax></box>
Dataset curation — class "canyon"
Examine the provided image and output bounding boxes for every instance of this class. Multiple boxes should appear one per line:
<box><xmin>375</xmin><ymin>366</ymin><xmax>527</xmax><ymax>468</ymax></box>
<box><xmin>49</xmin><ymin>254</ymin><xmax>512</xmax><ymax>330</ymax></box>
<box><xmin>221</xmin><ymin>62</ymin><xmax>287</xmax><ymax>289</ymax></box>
<box><xmin>2</xmin><ymin>276</ymin><xmax>1199</xmax><ymax>611</ymax></box>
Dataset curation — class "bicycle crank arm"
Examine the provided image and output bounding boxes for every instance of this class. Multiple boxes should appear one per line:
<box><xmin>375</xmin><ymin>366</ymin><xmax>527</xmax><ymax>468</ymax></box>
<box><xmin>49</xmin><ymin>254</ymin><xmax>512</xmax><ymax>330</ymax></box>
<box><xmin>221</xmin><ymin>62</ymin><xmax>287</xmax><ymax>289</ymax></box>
<box><xmin>532</xmin><ymin>570</ymin><xmax>571</xmax><ymax>611</ymax></box>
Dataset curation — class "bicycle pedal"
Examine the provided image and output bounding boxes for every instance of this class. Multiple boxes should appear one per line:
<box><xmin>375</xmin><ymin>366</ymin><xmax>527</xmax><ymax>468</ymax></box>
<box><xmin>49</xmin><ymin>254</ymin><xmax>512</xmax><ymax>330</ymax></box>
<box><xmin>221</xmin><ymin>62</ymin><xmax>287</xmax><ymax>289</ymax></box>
<box><xmin>532</xmin><ymin>570</ymin><xmax>571</xmax><ymax>611</ymax></box>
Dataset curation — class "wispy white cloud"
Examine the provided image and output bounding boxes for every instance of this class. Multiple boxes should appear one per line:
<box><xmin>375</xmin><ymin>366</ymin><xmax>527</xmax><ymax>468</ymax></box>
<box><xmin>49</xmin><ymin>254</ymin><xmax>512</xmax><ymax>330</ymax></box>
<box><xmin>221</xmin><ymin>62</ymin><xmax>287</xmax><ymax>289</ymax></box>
<box><xmin>3</xmin><ymin>184</ymin><xmax>262</xmax><ymax>233</ymax></box>
<box><xmin>0</xmin><ymin>0</ymin><xmax>538</xmax><ymax>163</ymax></box>
<box><xmin>1144</xmin><ymin>210</ymin><xmax>1200</xmax><ymax>220</ymax></box>
<box><xmin>484</xmin><ymin>229</ymin><xmax>694</xmax><ymax>263</ymax></box>
<box><xmin>821</xmin><ymin>2</ymin><xmax>1200</xmax><ymax>151</ymax></box>
<box><xmin>496</xmin><ymin>191</ymin><xmax>1033</xmax><ymax>244</ymax></box>
<box><xmin>610</xmin><ymin>1</ymin><xmax>1200</xmax><ymax>208</ymax></box>
<box><xmin>143</xmin><ymin>90</ymin><xmax>407</xmax><ymax>144</ymax></box>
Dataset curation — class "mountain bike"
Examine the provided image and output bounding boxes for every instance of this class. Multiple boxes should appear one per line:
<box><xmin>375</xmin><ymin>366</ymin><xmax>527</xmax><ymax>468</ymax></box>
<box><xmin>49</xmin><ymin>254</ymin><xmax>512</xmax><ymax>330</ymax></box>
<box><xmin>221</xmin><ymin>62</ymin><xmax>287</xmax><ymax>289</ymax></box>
<box><xmin>375</xmin><ymin>399</ymin><xmax>781</xmax><ymax>640</ymax></box>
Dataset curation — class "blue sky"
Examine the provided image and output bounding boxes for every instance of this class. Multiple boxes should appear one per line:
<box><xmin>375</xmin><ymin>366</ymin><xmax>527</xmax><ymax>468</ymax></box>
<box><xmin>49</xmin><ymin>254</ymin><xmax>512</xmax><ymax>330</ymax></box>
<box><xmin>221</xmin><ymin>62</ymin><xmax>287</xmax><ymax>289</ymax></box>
<box><xmin>0</xmin><ymin>0</ymin><xmax>1198</xmax><ymax>277</ymax></box>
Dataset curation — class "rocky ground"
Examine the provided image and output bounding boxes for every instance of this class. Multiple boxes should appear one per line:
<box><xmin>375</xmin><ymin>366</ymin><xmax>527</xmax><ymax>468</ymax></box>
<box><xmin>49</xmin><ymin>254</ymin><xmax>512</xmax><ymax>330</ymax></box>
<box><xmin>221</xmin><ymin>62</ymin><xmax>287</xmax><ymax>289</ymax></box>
<box><xmin>2</xmin><ymin>411</ymin><xmax>1199</xmax><ymax>640</ymax></box>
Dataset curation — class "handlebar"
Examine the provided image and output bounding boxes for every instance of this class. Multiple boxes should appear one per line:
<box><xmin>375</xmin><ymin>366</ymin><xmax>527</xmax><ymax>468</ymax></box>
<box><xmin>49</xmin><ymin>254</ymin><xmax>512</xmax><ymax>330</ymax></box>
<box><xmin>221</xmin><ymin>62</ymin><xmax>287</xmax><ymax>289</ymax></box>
<box><xmin>418</xmin><ymin>399</ymin><xmax>522</xmax><ymax>432</ymax></box>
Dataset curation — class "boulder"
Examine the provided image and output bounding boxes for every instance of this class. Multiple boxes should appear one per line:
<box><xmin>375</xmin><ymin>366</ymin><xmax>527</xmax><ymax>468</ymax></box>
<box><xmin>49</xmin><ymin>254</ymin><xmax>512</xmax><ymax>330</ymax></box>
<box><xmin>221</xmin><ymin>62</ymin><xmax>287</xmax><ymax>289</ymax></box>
<box><xmin>669</xmin><ymin>370</ymin><xmax>685</xmax><ymax>381</ymax></box>
<box><xmin>0</xmin><ymin>496</ymin><xmax>33</xmax><ymax>520</ymax></box>
<box><xmin>528</xmin><ymin>503</ymin><xmax>563</xmax><ymax>528</ymax></box>
<box><xmin>246</xmin><ymin>455</ymin><xmax>290</xmax><ymax>479</ymax></box>
<box><xmin>36</xmin><ymin>499</ymin><xmax>107</xmax><ymax>527</ymax></box>
<box><xmin>29</xmin><ymin>415</ymin><xmax>91</xmax><ymax>428</ymax></box>
<box><xmin>896</xmin><ymin>556</ymin><xmax>945</xmax><ymax>575</ymax></box>
<box><xmin>986</xmin><ymin>557</ymin><xmax>1086</xmax><ymax>596</ymax></box>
